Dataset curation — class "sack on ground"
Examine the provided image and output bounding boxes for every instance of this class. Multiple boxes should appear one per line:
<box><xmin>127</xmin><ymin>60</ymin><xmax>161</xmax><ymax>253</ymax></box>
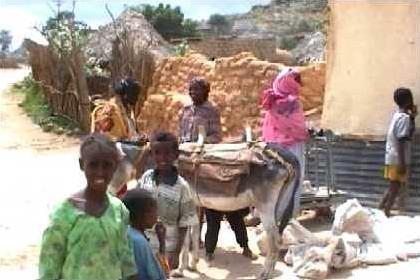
<box><xmin>282</xmin><ymin>219</ymin><xmax>321</xmax><ymax>246</ymax></box>
<box><xmin>332</xmin><ymin>199</ymin><xmax>376</xmax><ymax>242</ymax></box>
<box><xmin>331</xmin><ymin>233</ymin><xmax>361</xmax><ymax>269</ymax></box>
<box><xmin>359</xmin><ymin>243</ymin><xmax>397</xmax><ymax>265</ymax></box>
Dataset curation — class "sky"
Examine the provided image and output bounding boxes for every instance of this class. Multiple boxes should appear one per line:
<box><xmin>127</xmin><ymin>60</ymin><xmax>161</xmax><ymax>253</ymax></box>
<box><xmin>0</xmin><ymin>0</ymin><xmax>271</xmax><ymax>50</ymax></box>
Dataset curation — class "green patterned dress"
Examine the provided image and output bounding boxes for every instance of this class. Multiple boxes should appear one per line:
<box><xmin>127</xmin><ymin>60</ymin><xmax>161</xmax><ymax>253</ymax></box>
<box><xmin>39</xmin><ymin>194</ymin><xmax>137</xmax><ymax>280</ymax></box>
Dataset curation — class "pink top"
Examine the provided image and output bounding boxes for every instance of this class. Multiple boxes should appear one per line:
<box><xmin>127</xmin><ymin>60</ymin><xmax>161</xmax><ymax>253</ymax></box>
<box><xmin>261</xmin><ymin>68</ymin><xmax>308</xmax><ymax>147</ymax></box>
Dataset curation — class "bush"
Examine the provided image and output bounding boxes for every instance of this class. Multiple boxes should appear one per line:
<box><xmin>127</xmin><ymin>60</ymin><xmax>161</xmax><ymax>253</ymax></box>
<box><xmin>175</xmin><ymin>40</ymin><xmax>189</xmax><ymax>57</ymax></box>
<box><xmin>131</xmin><ymin>4</ymin><xmax>198</xmax><ymax>39</ymax></box>
<box><xmin>280</xmin><ymin>36</ymin><xmax>300</xmax><ymax>50</ymax></box>
<box><xmin>13</xmin><ymin>76</ymin><xmax>80</xmax><ymax>134</ymax></box>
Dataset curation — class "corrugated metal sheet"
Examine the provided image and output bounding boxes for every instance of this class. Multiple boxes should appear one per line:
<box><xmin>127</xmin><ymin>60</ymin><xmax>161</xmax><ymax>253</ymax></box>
<box><xmin>305</xmin><ymin>134</ymin><xmax>420</xmax><ymax>214</ymax></box>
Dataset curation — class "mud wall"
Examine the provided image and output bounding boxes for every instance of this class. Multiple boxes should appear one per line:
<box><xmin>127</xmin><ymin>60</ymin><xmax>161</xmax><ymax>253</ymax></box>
<box><xmin>184</xmin><ymin>37</ymin><xmax>294</xmax><ymax>64</ymax></box>
<box><xmin>137</xmin><ymin>52</ymin><xmax>325</xmax><ymax>139</ymax></box>
<box><xmin>321</xmin><ymin>0</ymin><xmax>420</xmax><ymax>138</ymax></box>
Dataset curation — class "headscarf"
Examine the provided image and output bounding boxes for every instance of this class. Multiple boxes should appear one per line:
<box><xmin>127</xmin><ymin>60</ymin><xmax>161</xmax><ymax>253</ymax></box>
<box><xmin>262</xmin><ymin>68</ymin><xmax>308</xmax><ymax>146</ymax></box>
<box><xmin>262</xmin><ymin>68</ymin><xmax>301</xmax><ymax>115</ymax></box>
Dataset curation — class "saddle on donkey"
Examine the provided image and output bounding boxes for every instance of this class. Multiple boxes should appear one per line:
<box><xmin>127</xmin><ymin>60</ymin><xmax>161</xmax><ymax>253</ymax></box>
<box><xmin>178</xmin><ymin>142</ymin><xmax>269</xmax><ymax>196</ymax></box>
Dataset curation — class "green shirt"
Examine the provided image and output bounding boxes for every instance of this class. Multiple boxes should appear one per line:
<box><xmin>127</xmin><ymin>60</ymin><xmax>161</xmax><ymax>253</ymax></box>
<box><xmin>39</xmin><ymin>194</ymin><xmax>137</xmax><ymax>280</ymax></box>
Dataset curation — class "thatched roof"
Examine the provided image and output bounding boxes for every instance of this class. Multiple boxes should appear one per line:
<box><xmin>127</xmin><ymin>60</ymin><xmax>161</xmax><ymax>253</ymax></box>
<box><xmin>85</xmin><ymin>9</ymin><xmax>172</xmax><ymax>61</ymax></box>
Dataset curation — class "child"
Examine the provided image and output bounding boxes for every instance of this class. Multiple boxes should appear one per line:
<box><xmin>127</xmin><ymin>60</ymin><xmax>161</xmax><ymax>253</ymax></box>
<box><xmin>39</xmin><ymin>133</ymin><xmax>137</xmax><ymax>280</ymax></box>
<box><xmin>123</xmin><ymin>189</ymin><xmax>167</xmax><ymax>280</ymax></box>
<box><xmin>380</xmin><ymin>88</ymin><xmax>417</xmax><ymax>216</ymax></box>
<box><xmin>136</xmin><ymin>131</ymin><xmax>199</xmax><ymax>271</ymax></box>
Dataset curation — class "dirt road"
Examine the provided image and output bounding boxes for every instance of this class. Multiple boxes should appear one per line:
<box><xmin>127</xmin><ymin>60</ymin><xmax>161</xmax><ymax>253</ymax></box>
<box><xmin>0</xmin><ymin>68</ymin><xmax>81</xmax><ymax>278</ymax></box>
<box><xmin>0</xmin><ymin>68</ymin><xmax>419</xmax><ymax>279</ymax></box>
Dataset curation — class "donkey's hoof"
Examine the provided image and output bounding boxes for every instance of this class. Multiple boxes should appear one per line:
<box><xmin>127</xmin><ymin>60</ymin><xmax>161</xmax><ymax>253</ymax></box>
<box><xmin>258</xmin><ymin>272</ymin><xmax>270</xmax><ymax>280</ymax></box>
<box><xmin>258</xmin><ymin>270</ymin><xmax>281</xmax><ymax>280</ymax></box>
<box><xmin>188</xmin><ymin>263</ymin><xmax>198</xmax><ymax>272</ymax></box>
<box><xmin>170</xmin><ymin>269</ymin><xmax>184</xmax><ymax>278</ymax></box>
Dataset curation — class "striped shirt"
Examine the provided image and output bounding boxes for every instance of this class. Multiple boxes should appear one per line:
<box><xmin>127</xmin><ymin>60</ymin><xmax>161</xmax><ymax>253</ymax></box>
<box><xmin>136</xmin><ymin>169</ymin><xmax>198</xmax><ymax>253</ymax></box>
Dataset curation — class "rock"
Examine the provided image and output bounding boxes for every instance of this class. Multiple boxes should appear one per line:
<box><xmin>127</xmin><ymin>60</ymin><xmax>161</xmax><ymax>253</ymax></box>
<box><xmin>292</xmin><ymin>32</ymin><xmax>326</xmax><ymax>64</ymax></box>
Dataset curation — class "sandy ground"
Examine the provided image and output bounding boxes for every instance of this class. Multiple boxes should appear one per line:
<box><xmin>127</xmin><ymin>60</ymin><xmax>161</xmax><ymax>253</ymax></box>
<box><xmin>0</xmin><ymin>68</ymin><xmax>419</xmax><ymax>279</ymax></box>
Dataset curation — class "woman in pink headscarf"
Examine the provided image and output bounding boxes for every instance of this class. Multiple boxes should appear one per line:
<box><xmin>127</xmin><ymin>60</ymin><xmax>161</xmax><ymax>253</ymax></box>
<box><xmin>262</xmin><ymin>67</ymin><xmax>308</xmax><ymax>216</ymax></box>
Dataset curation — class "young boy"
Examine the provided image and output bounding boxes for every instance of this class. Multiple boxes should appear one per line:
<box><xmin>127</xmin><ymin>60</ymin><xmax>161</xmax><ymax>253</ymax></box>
<box><xmin>380</xmin><ymin>87</ymin><xmax>417</xmax><ymax>216</ymax></box>
<box><xmin>136</xmin><ymin>132</ymin><xmax>199</xmax><ymax>271</ymax></box>
<box><xmin>123</xmin><ymin>189</ymin><xmax>167</xmax><ymax>280</ymax></box>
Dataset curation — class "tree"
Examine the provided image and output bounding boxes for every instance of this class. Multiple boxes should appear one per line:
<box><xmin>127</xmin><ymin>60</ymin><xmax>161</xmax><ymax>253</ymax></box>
<box><xmin>208</xmin><ymin>14</ymin><xmax>230</xmax><ymax>35</ymax></box>
<box><xmin>131</xmin><ymin>3</ymin><xmax>198</xmax><ymax>39</ymax></box>
<box><xmin>0</xmin><ymin>30</ymin><xmax>12</xmax><ymax>52</ymax></box>
<box><xmin>42</xmin><ymin>11</ymin><xmax>89</xmax><ymax>57</ymax></box>
<box><xmin>182</xmin><ymin>19</ymin><xmax>199</xmax><ymax>37</ymax></box>
<box><xmin>39</xmin><ymin>2</ymin><xmax>91</xmax><ymax>132</ymax></box>
<box><xmin>274</xmin><ymin>0</ymin><xmax>292</xmax><ymax>5</ymax></box>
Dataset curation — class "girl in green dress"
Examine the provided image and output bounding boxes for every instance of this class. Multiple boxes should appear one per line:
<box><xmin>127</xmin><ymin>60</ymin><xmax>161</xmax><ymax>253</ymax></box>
<box><xmin>39</xmin><ymin>133</ymin><xmax>137</xmax><ymax>280</ymax></box>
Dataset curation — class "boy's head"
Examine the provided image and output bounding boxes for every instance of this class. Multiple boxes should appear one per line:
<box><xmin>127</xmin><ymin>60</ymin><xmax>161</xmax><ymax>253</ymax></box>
<box><xmin>394</xmin><ymin>87</ymin><xmax>414</xmax><ymax>109</ymax></box>
<box><xmin>123</xmin><ymin>189</ymin><xmax>157</xmax><ymax>229</ymax></box>
<box><xmin>113</xmin><ymin>78</ymin><xmax>141</xmax><ymax>108</ymax></box>
<box><xmin>150</xmin><ymin>131</ymin><xmax>179</xmax><ymax>172</ymax></box>
<box><xmin>189</xmin><ymin>77</ymin><xmax>210</xmax><ymax>106</ymax></box>
<box><xmin>79</xmin><ymin>133</ymin><xmax>120</xmax><ymax>192</ymax></box>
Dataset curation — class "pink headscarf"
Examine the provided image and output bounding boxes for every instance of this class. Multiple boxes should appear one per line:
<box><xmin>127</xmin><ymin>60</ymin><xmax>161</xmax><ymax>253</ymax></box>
<box><xmin>262</xmin><ymin>68</ymin><xmax>308</xmax><ymax>146</ymax></box>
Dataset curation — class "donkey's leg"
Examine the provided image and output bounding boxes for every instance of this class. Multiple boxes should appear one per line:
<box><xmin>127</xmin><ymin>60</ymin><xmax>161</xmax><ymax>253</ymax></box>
<box><xmin>171</xmin><ymin>227</ymin><xmax>190</xmax><ymax>278</ymax></box>
<box><xmin>257</xmin><ymin>204</ymin><xmax>280</xmax><ymax>280</ymax></box>
<box><xmin>189</xmin><ymin>224</ymin><xmax>200</xmax><ymax>271</ymax></box>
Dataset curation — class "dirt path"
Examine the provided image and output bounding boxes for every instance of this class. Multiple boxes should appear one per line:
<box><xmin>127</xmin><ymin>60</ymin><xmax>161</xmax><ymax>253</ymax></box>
<box><xmin>0</xmin><ymin>68</ymin><xmax>419</xmax><ymax>279</ymax></box>
<box><xmin>0</xmin><ymin>68</ymin><xmax>82</xmax><ymax>278</ymax></box>
<box><xmin>0</xmin><ymin>67</ymin><xmax>79</xmax><ymax>151</ymax></box>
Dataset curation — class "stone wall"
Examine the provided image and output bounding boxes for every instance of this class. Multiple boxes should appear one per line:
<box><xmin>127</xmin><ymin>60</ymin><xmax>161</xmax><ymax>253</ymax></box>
<box><xmin>137</xmin><ymin>52</ymin><xmax>325</xmax><ymax>139</ymax></box>
<box><xmin>182</xmin><ymin>37</ymin><xmax>294</xmax><ymax>65</ymax></box>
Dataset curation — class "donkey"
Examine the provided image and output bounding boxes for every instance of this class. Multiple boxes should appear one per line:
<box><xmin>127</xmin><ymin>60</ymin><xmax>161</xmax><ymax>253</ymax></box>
<box><xmin>111</xmin><ymin>142</ymin><xmax>300</xmax><ymax>279</ymax></box>
<box><xmin>183</xmin><ymin>143</ymin><xmax>300</xmax><ymax>279</ymax></box>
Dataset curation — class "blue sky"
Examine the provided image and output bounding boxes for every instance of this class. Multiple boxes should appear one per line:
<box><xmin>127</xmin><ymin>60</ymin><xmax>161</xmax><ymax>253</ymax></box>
<box><xmin>0</xmin><ymin>0</ymin><xmax>270</xmax><ymax>50</ymax></box>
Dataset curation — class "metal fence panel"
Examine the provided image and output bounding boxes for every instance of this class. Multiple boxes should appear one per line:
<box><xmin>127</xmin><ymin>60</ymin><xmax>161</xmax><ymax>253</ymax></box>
<box><xmin>305</xmin><ymin>134</ymin><xmax>420</xmax><ymax>214</ymax></box>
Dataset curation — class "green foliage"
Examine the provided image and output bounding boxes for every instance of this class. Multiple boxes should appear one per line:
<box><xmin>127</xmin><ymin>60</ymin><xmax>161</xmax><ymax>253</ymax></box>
<box><xmin>84</xmin><ymin>56</ymin><xmax>110</xmax><ymax>77</ymax></box>
<box><xmin>294</xmin><ymin>19</ymin><xmax>313</xmax><ymax>33</ymax></box>
<box><xmin>273</xmin><ymin>0</ymin><xmax>292</xmax><ymax>5</ymax></box>
<box><xmin>208</xmin><ymin>14</ymin><xmax>230</xmax><ymax>35</ymax></box>
<box><xmin>0</xmin><ymin>30</ymin><xmax>12</xmax><ymax>52</ymax></box>
<box><xmin>182</xmin><ymin>19</ymin><xmax>199</xmax><ymax>37</ymax></box>
<box><xmin>41</xmin><ymin>11</ymin><xmax>90</xmax><ymax>57</ymax></box>
<box><xmin>175</xmin><ymin>40</ymin><xmax>189</xmax><ymax>57</ymax></box>
<box><xmin>12</xmin><ymin>76</ymin><xmax>79</xmax><ymax>134</ymax></box>
<box><xmin>131</xmin><ymin>4</ymin><xmax>198</xmax><ymax>39</ymax></box>
<box><xmin>208</xmin><ymin>14</ymin><xmax>228</xmax><ymax>26</ymax></box>
<box><xmin>290</xmin><ymin>17</ymin><xmax>324</xmax><ymax>34</ymax></box>
<box><xmin>273</xmin><ymin>0</ymin><xmax>327</xmax><ymax>11</ymax></box>
<box><xmin>280</xmin><ymin>36</ymin><xmax>299</xmax><ymax>50</ymax></box>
